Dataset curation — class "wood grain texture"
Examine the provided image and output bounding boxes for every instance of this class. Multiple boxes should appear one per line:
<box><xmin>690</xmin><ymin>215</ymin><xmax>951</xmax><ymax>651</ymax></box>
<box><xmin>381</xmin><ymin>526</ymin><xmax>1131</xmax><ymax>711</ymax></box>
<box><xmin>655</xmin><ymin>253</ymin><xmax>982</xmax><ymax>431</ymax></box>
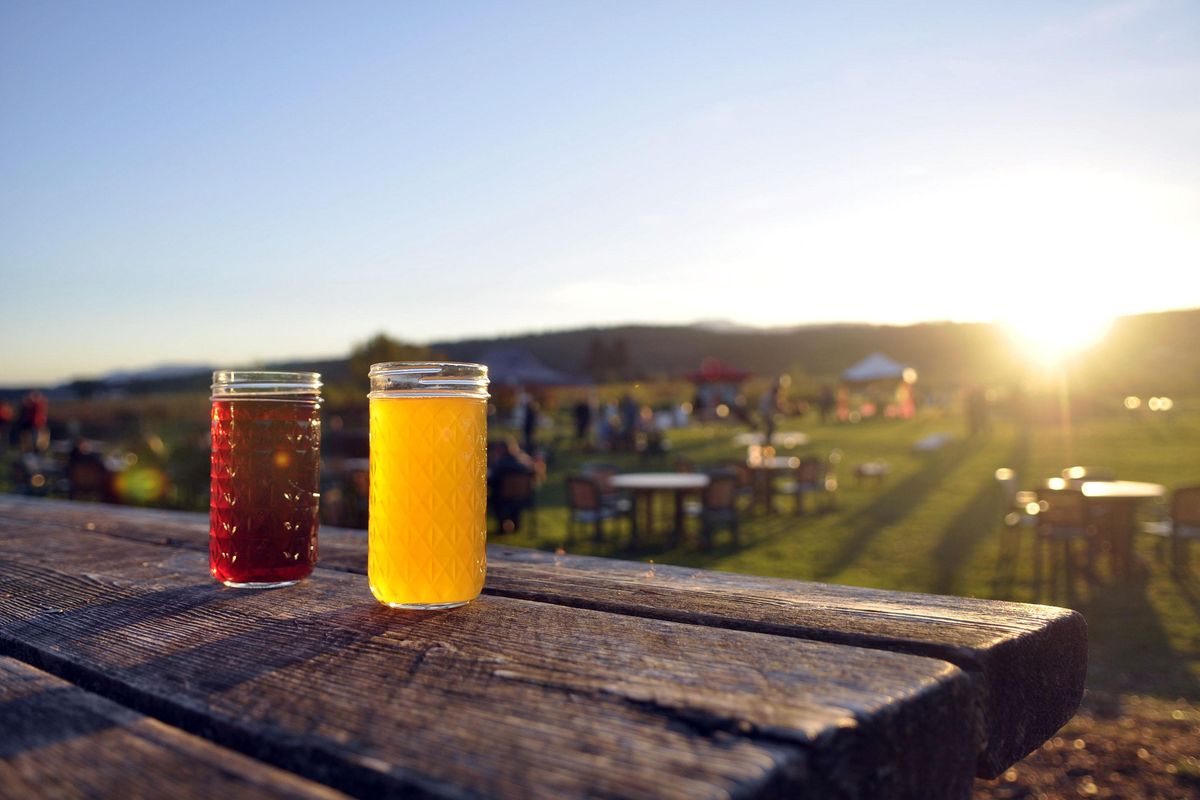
<box><xmin>0</xmin><ymin>517</ymin><xmax>978</xmax><ymax>799</ymax></box>
<box><xmin>0</xmin><ymin>656</ymin><xmax>346</xmax><ymax>800</ymax></box>
<box><xmin>0</xmin><ymin>495</ymin><xmax>1086</xmax><ymax>777</ymax></box>
<box><xmin>484</xmin><ymin>547</ymin><xmax>1086</xmax><ymax>778</ymax></box>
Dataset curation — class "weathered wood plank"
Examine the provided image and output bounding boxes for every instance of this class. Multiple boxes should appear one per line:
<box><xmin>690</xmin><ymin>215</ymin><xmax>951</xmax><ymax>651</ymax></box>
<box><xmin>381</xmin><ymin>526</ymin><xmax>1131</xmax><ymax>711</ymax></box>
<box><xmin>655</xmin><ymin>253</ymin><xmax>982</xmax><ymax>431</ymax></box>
<box><xmin>0</xmin><ymin>520</ymin><xmax>979</xmax><ymax>800</ymax></box>
<box><xmin>0</xmin><ymin>495</ymin><xmax>1085</xmax><ymax>776</ymax></box>
<box><xmin>485</xmin><ymin>548</ymin><xmax>1086</xmax><ymax>779</ymax></box>
<box><xmin>0</xmin><ymin>656</ymin><xmax>346</xmax><ymax>800</ymax></box>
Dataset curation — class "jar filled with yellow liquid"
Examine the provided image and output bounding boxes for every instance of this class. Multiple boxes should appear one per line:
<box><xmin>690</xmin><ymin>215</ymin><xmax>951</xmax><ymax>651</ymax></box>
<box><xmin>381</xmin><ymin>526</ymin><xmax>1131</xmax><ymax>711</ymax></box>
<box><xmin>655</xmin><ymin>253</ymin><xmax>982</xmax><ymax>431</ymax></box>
<box><xmin>367</xmin><ymin>362</ymin><xmax>489</xmax><ymax>609</ymax></box>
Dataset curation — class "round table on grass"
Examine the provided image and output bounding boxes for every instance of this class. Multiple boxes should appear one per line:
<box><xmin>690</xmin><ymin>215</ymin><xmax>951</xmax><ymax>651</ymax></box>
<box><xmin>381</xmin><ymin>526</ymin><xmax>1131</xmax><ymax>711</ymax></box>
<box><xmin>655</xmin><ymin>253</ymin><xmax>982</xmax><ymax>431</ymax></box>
<box><xmin>609</xmin><ymin>473</ymin><xmax>711</xmax><ymax>547</ymax></box>
<box><xmin>733</xmin><ymin>432</ymin><xmax>811</xmax><ymax>448</ymax></box>
<box><xmin>744</xmin><ymin>456</ymin><xmax>802</xmax><ymax>514</ymax></box>
<box><xmin>1079</xmin><ymin>480</ymin><xmax>1166</xmax><ymax>580</ymax></box>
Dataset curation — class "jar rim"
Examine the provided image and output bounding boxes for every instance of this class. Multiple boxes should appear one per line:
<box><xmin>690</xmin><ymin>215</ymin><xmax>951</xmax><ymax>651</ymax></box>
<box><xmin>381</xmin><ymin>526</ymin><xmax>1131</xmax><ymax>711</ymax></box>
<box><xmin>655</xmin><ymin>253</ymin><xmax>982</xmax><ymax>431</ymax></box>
<box><xmin>367</xmin><ymin>361</ymin><xmax>487</xmax><ymax>375</ymax></box>
<box><xmin>212</xmin><ymin>370</ymin><xmax>322</xmax><ymax>398</ymax></box>
<box><xmin>368</xmin><ymin>361</ymin><xmax>488</xmax><ymax>398</ymax></box>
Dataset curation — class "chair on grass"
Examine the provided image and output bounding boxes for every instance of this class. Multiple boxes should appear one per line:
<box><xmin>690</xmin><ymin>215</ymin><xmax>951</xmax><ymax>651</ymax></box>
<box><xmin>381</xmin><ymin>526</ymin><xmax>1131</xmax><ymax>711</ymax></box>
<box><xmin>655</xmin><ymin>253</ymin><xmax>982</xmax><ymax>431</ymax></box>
<box><xmin>993</xmin><ymin>468</ymin><xmax>1039</xmax><ymax>597</ymax></box>
<box><xmin>995</xmin><ymin>468</ymin><xmax>1040</xmax><ymax>530</ymax></box>
<box><xmin>1059</xmin><ymin>465</ymin><xmax>1119</xmax><ymax>534</ymax></box>
<box><xmin>1142</xmin><ymin>485</ymin><xmax>1200</xmax><ymax>573</ymax></box>
<box><xmin>725</xmin><ymin>462</ymin><xmax>757</xmax><ymax>511</ymax></box>
<box><xmin>1034</xmin><ymin>488</ymin><xmax>1096</xmax><ymax>602</ymax></box>
<box><xmin>566</xmin><ymin>475</ymin><xmax>630</xmax><ymax>545</ymax></box>
<box><xmin>685</xmin><ymin>473</ymin><xmax>740</xmax><ymax>550</ymax></box>
<box><xmin>824</xmin><ymin>449</ymin><xmax>842</xmax><ymax>507</ymax></box>
<box><xmin>580</xmin><ymin>462</ymin><xmax>629</xmax><ymax>509</ymax></box>
<box><xmin>825</xmin><ymin>448</ymin><xmax>844</xmax><ymax>496</ymax></box>
<box><xmin>776</xmin><ymin>453</ymin><xmax>838</xmax><ymax>515</ymax></box>
<box><xmin>492</xmin><ymin>471</ymin><xmax>537</xmax><ymax>536</ymax></box>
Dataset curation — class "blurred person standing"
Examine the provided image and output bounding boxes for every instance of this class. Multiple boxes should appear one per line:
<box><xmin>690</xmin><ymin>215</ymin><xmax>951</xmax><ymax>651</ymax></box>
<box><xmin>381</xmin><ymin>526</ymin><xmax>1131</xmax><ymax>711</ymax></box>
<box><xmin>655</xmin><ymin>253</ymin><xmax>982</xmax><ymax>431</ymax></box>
<box><xmin>16</xmin><ymin>391</ymin><xmax>49</xmax><ymax>453</ymax></box>
<box><xmin>0</xmin><ymin>400</ymin><xmax>13</xmax><ymax>454</ymax></box>
<box><xmin>759</xmin><ymin>376</ymin><xmax>784</xmax><ymax>444</ymax></box>
<box><xmin>522</xmin><ymin>399</ymin><xmax>540</xmax><ymax>455</ymax></box>
<box><xmin>572</xmin><ymin>398</ymin><xmax>592</xmax><ymax>447</ymax></box>
<box><xmin>619</xmin><ymin>394</ymin><xmax>639</xmax><ymax>451</ymax></box>
<box><xmin>817</xmin><ymin>384</ymin><xmax>836</xmax><ymax>425</ymax></box>
<box><xmin>65</xmin><ymin>438</ymin><xmax>117</xmax><ymax>503</ymax></box>
<box><xmin>965</xmin><ymin>385</ymin><xmax>990</xmax><ymax>437</ymax></box>
<box><xmin>596</xmin><ymin>400</ymin><xmax>616</xmax><ymax>452</ymax></box>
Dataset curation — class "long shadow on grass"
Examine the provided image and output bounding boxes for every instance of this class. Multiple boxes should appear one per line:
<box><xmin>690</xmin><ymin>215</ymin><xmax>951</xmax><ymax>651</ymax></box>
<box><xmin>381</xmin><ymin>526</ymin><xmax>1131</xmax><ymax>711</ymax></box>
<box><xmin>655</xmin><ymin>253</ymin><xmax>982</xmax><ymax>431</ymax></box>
<box><xmin>930</xmin><ymin>433</ymin><xmax>1029</xmax><ymax>596</ymax></box>
<box><xmin>1074</xmin><ymin>571</ymin><xmax>1200</xmax><ymax>699</ymax></box>
<box><xmin>602</xmin><ymin>502</ymin><xmax>804</xmax><ymax>567</ymax></box>
<box><xmin>811</xmin><ymin>436</ymin><xmax>987</xmax><ymax>581</ymax></box>
<box><xmin>1170</xmin><ymin>568</ymin><xmax>1200</xmax><ymax>620</ymax></box>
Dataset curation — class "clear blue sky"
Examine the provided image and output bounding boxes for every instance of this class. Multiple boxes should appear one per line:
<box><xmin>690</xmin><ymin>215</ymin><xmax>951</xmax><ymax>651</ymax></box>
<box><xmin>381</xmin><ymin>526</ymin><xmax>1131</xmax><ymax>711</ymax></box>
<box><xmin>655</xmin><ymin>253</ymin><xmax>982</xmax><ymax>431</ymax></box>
<box><xmin>2</xmin><ymin>1</ymin><xmax>1198</xmax><ymax>383</ymax></box>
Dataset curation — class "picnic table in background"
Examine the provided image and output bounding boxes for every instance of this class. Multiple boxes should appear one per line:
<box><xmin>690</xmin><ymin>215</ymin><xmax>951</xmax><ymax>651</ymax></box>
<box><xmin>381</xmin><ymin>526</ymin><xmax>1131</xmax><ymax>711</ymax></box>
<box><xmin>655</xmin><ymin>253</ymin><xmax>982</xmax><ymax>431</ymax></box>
<box><xmin>732</xmin><ymin>431</ymin><xmax>811</xmax><ymax>448</ymax></box>
<box><xmin>1048</xmin><ymin>478</ymin><xmax>1166</xmax><ymax>581</ymax></box>
<box><xmin>743</xmin><ymin>454</ymin><xmax>801</xmax><ymax>513</ymax></box>
<box><xmin>1081</xmin><ymin>480</ymin><xmax>1166</xmax><ymax>579</ymax></box>
<box><xmin>0</xmin><ymin>495</ymin><xmax>1086</xmax><ymax>799</ymax></box>
<box><xmin>608</xmin><ymin>472</ymin><xmax>710</xmax><ymax>547</ymax></box>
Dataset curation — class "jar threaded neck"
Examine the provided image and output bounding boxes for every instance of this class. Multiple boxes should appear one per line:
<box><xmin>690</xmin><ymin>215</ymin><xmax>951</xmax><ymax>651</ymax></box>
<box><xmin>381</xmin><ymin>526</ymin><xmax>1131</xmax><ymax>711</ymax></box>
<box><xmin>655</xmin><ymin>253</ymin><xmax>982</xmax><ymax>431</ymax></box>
<box><xmin>368</xmin><ymin>362</ymin><xmax>488</xmax><ymax>399</ymax></box>
<box><xmin>211</xmin><ymin>371</ymin><xmax>322</xmax><ymax>400</ymax></box>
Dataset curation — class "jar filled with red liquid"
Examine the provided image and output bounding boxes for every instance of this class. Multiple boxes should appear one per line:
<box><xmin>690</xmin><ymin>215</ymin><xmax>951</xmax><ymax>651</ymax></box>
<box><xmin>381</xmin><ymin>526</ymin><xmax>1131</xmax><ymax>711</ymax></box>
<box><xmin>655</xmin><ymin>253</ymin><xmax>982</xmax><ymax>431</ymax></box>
<box><xmin>210</xmin><ymin>371</ymin><xmax>322</xmax><ymax>588</ymax></box>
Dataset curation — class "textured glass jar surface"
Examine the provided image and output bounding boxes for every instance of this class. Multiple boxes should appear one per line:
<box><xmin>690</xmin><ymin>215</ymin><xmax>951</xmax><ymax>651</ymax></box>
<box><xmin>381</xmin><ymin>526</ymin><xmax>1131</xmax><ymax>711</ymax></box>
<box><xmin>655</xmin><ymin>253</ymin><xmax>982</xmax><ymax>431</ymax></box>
<box><xmin>210</xmin><ymin>399</ymin><xmax>321</xmax><ymax>585</ymax></box>
<box><xmin>368</xmin><ymin>395</ymin><xmax>487</xmax><ymax>607</ymax></box>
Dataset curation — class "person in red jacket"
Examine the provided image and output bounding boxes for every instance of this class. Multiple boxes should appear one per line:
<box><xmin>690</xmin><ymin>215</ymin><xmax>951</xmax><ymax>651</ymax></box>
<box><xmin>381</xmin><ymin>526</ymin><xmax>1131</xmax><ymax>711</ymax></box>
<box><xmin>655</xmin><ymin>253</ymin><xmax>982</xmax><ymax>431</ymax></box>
<box><xmin>16</xmin><ymin>391</ymin><xmax>49</xmax><ymax>453</ymax></box>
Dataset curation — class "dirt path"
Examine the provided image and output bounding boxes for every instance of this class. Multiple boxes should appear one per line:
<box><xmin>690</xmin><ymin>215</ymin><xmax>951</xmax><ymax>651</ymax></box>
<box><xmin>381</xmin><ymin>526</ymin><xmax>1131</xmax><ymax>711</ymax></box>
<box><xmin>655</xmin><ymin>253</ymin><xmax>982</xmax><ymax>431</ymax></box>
<box><xmin>974</xmin><ymin>693</ymin><xmax>1199</xmax><ymax>799</ymax></box>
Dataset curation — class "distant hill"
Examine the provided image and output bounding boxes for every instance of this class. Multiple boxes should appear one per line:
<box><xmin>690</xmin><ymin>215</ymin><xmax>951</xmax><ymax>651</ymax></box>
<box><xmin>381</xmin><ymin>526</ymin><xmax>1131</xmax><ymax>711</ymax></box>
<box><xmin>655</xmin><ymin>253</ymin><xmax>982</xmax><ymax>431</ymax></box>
<box><xmin>13</xmin><ymin>308</ymin><xmax>1199</xmax><ymax>398</ymax></box>
<box><xmin>435</xmin><ymin>320</ymin><xmax>1013</xmax><ymax>386</ymax></box>
<box><xmin>439</xmin><ymin>308</ymin><xmax>1200</xmax><ymax>393</ymax></box>
<box><xmin>98</xmin><ymin>363</ymin><xmax>214</xmax><ymax>384</ymax></box>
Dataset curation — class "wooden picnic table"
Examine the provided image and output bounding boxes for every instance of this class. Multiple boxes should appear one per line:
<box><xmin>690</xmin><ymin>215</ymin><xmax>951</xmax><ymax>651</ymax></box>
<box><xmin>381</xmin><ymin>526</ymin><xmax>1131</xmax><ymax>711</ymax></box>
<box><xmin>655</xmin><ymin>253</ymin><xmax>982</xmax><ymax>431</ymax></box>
<box><xmin>732</xmin><ymin>432</ymin><xmax>811</xmax><ymax>448</ymax></box>
<box><xmin>1080</xmin><ymin>479</ymin><xmax>1165</xmax><ymax>580</ymax></box>
<box><xmin>1043</xmin><ymin>478</ymin><xmax>1167</xmax><ymax>580</ymax></box>
<box><xmin>608</xmin><ymin>473</ymin><xmax>711</xmax><ymax>546</ymax></box>
<box><xmin>743</xmin><ymin>455</ymin><xmax>796</xmax><ymax>512</ymax></box>
<box><xmin>0</xmin><ymin>495</ymin><xmax>1086</xmax><ymax>799</ymax></box>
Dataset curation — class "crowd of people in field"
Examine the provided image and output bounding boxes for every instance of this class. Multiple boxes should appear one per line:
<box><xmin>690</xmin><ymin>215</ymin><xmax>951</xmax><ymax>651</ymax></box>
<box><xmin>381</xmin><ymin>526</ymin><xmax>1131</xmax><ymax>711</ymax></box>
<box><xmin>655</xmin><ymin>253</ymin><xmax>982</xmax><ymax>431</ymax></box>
<box><xmin>509</xmin><ymin>391</ymin><xmax>683</xmax><ymax>460</ymax></box>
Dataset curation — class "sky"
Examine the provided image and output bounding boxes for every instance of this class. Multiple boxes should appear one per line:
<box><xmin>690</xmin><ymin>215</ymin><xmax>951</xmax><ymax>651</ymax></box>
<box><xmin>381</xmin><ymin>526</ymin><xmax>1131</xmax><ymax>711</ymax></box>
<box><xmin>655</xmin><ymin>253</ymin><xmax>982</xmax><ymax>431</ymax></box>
<box><xmin>2</xmin><ymin>1</ymin><xmax>1199</xmax><ymax>384</ymax></box>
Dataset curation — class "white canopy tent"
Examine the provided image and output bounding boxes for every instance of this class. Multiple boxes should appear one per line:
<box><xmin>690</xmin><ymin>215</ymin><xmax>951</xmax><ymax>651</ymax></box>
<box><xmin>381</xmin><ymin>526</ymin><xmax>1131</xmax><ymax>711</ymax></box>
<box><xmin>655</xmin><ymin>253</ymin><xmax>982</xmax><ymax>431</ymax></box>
<box><xmin>841</xmin><ymin>353</ymin><xmax>916</xmax><ymax>384</ymax></box>
<box><xmin>838</xmin><ymin>353</ymin><xmax>918</xmax><ymax>420</ymax></box>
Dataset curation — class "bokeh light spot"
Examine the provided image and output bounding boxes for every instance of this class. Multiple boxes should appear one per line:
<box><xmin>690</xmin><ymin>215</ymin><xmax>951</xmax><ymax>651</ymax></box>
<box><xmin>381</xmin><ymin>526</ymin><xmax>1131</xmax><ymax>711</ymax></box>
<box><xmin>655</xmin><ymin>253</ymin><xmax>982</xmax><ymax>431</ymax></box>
<box><xmin>114</xmin><ymin>467</ymin><xmax>168</xmax><ymax>504</ymax></box>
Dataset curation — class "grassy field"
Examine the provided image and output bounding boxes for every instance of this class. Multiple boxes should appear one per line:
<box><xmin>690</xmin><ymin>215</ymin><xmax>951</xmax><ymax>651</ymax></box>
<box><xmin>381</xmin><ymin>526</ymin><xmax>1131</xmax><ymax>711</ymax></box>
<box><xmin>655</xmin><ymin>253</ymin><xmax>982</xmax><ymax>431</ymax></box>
<box><xmin>502</xmin><ymin>401</ymin><xmax>1200</xmax><ymax>703</ymax></box>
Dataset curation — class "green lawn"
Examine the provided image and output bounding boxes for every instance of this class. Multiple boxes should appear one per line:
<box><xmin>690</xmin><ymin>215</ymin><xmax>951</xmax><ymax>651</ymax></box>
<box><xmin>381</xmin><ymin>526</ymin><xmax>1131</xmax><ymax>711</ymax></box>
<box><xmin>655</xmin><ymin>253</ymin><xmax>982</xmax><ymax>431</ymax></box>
<box><xmin>501</xmin><ymin>402</ymin><xmax>1200</xmax><ymax>701</ymax></box>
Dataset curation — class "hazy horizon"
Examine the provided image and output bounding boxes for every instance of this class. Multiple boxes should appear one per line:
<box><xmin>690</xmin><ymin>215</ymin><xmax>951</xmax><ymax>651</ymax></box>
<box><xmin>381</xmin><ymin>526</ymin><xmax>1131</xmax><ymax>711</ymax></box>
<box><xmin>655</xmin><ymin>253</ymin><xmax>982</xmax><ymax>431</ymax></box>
<box><xmin>4</xmin><ymin>2</ymin><xmax>1199</xmax><ymax>384</ymax></box>
<box><xmin>6</xmin><ymin>305</ymin><xmax>1198</xmax><ymax>388</ymax></box>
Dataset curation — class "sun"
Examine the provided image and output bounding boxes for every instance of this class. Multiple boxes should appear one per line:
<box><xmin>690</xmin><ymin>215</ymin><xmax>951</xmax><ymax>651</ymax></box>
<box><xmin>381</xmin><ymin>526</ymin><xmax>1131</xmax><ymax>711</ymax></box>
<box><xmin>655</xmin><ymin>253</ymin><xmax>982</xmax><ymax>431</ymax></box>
<box><xmin>1003</xmin><ymin>307</ymin><xmax>1114</xmax><ymax>369</ymax></box>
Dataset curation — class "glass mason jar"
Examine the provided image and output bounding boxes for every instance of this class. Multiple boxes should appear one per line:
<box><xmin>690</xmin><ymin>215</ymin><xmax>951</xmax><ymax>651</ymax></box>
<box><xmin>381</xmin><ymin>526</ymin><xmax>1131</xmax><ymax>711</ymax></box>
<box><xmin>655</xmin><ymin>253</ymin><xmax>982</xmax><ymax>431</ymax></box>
<box><xmin>367</xmin><ymin>362</ymin><xmax>489</xmax><ymax>609</ymax></box>
<box><xmin>210</xmin><ymin>371</ymin><xmax>322</xmax><ymax>588</ymax></box>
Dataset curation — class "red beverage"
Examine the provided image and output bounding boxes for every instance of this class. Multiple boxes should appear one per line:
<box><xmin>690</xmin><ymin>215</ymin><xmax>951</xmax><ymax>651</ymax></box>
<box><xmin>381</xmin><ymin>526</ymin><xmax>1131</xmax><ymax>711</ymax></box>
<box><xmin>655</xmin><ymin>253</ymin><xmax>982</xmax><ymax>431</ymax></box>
<box><xmin>209</xmin><ymin>372</ymin><xmax>322</xmax><ymax>587</ymax></box>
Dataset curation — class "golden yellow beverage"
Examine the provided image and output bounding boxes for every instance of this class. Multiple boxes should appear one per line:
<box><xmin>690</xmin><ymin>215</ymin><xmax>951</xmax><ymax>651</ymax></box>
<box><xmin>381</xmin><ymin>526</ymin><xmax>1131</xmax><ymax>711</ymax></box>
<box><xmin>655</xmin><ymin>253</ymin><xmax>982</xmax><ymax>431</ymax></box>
<box><xmin>368</xmin><ymin>395</ymin><xmax>488</xmax><ymax>608</ymax></box>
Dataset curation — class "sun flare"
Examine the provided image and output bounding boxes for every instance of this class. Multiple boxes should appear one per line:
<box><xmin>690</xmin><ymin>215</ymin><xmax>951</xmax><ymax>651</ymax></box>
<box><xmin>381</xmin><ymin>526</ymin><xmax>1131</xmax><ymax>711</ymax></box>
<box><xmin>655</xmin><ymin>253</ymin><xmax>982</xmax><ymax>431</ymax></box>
<box><xmin>1004</xmin><ymin>308</ymin><xmax>1114</xmax><ymax>369</ymax></box>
